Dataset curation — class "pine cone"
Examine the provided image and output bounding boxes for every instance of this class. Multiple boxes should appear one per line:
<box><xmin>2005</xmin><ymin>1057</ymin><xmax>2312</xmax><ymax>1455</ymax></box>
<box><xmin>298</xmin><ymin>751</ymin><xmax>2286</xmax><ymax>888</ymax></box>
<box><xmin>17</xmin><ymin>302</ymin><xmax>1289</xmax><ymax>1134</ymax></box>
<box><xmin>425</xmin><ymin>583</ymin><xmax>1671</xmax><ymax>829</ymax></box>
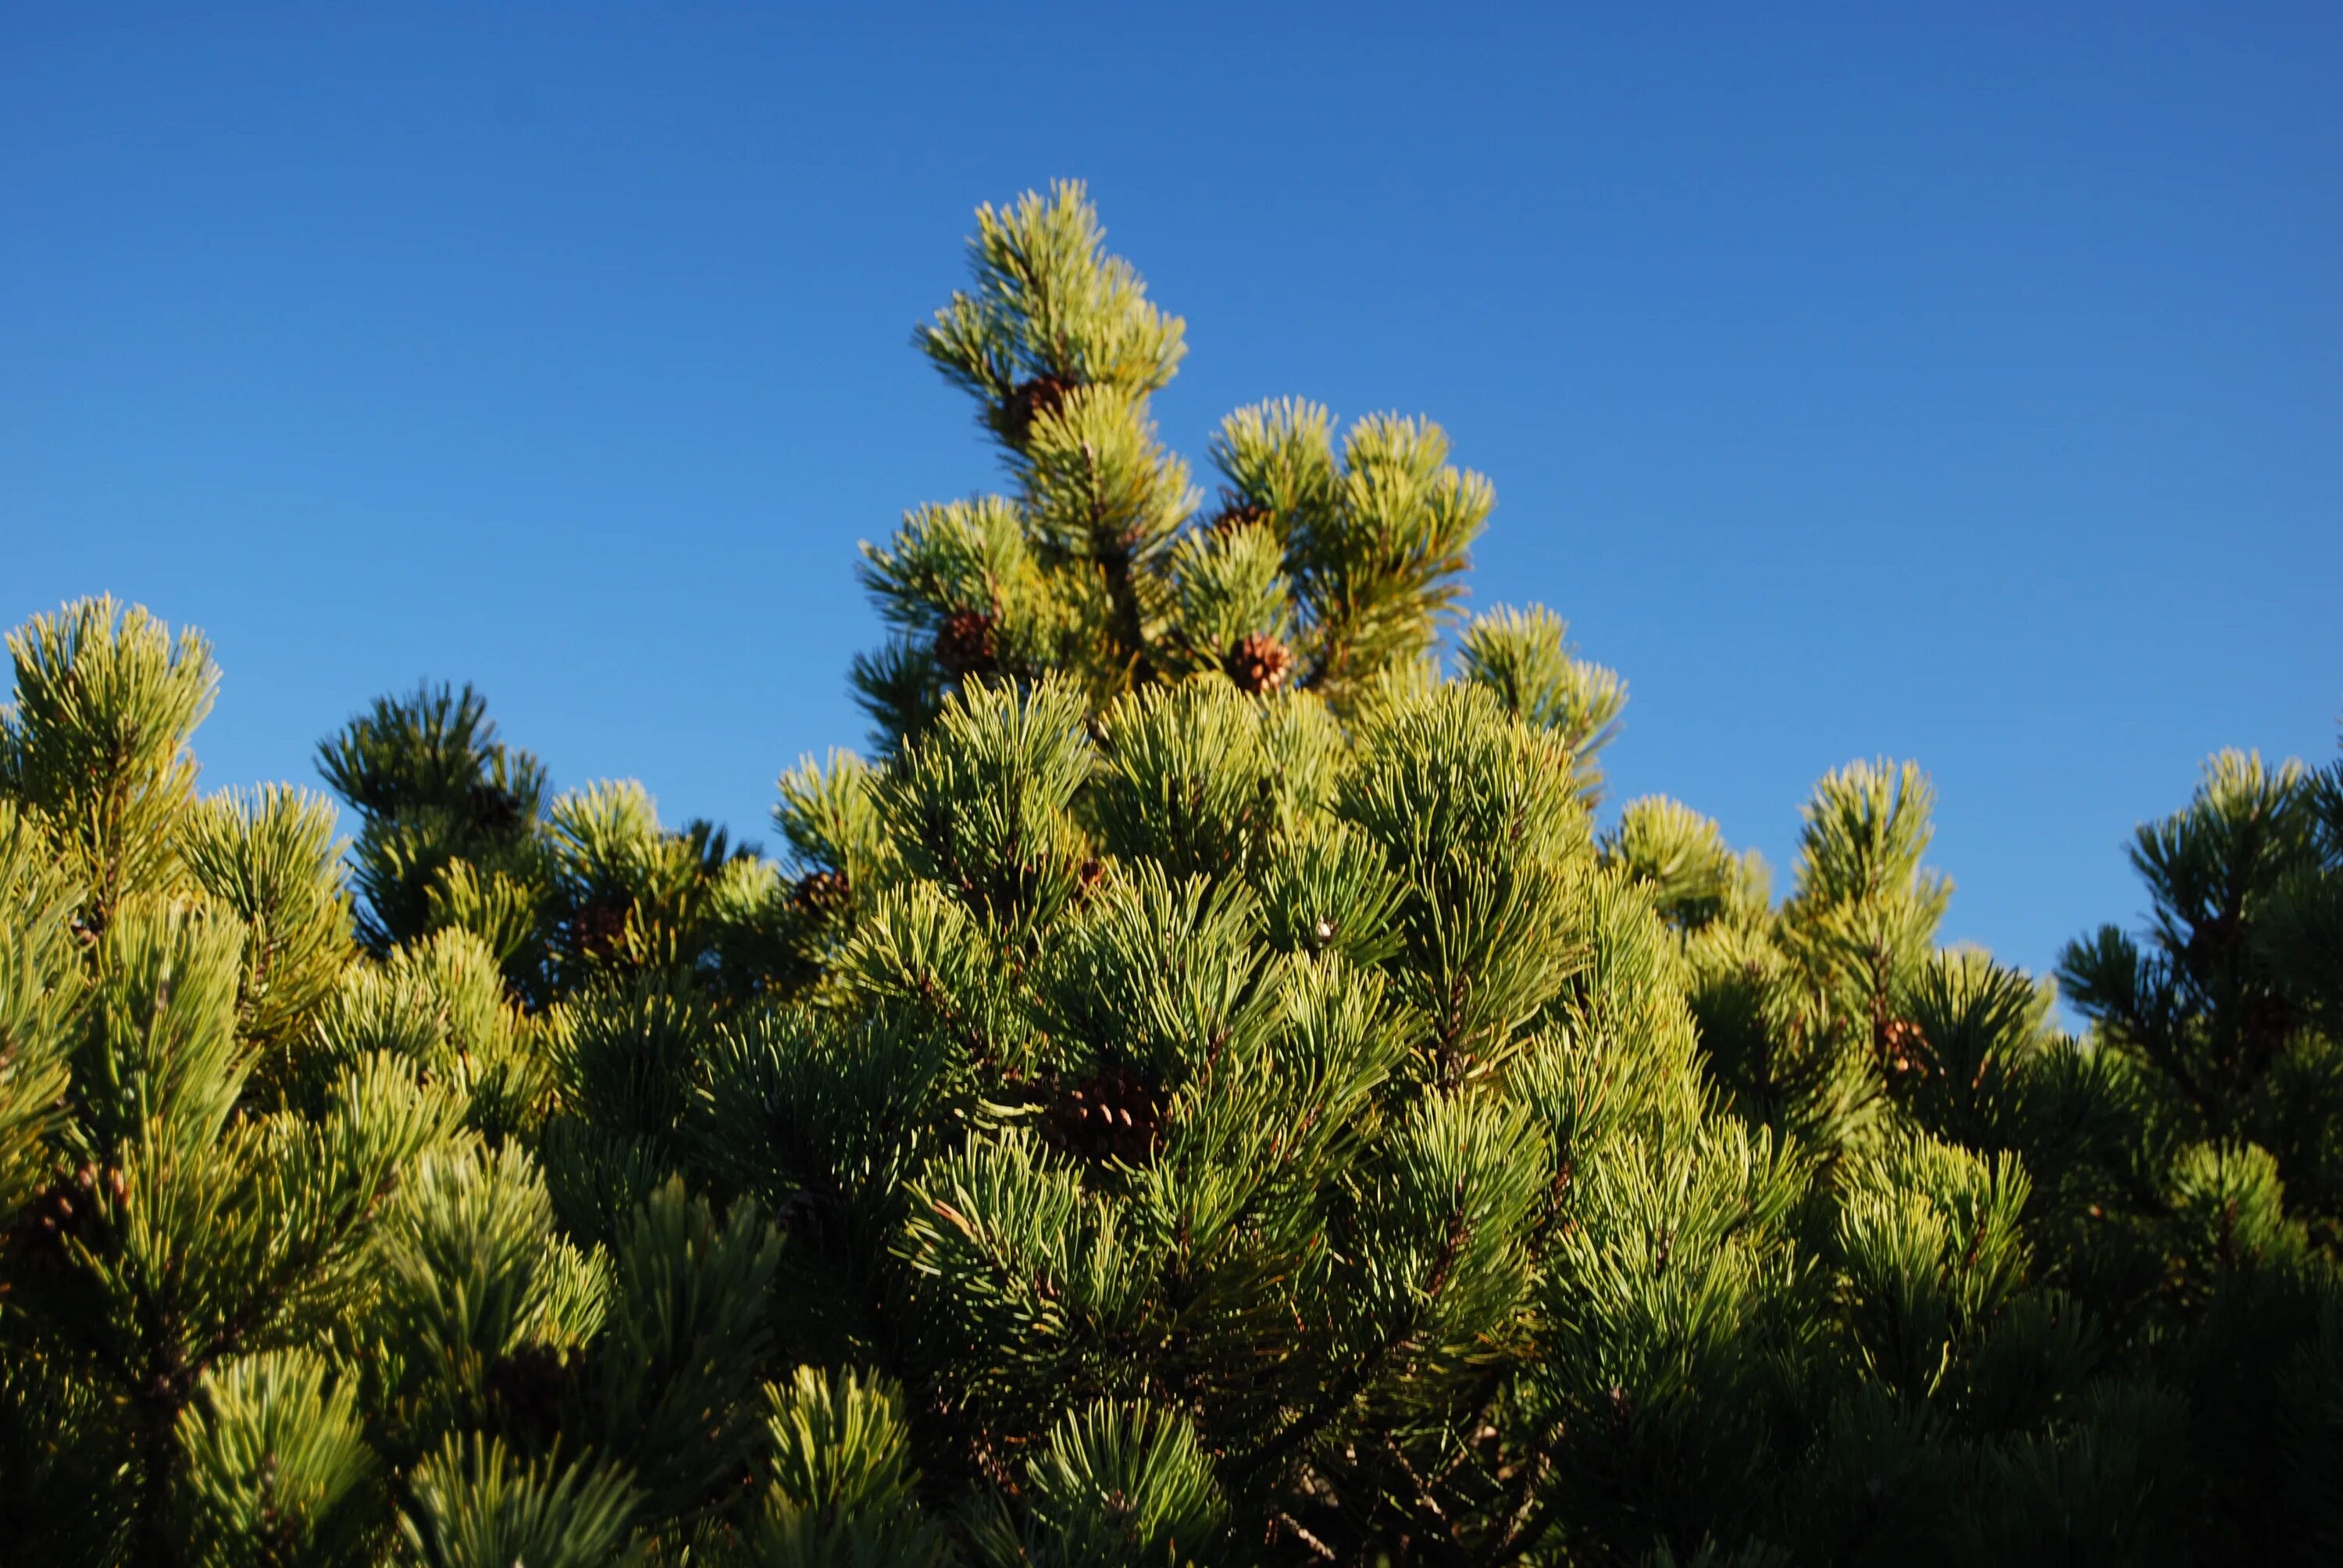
<box><xmin>1225</xmin><ymin>633</ymin><xmax>1295</xmax><ymax>697</ymax></box>
<box><xmin>5</xmin><ymin>1185</ymin><xmax>82</xmax><ymax>1267</ymax></box>
<box><xmin>1000</xmin><ymin>374</ymin><xmax>1076</xmax><ymax>447</ymax></box>
<box><xmin>571</xmin><ymin>896</ymin><xmax>632</xmax><ymax>962</ymax></box>
<box><xmin>774</xmin><ymin>1188</ymin><xmax>830</xmax><ymax>1238</ymax></box>
<box><xmin>3</xmin><ymin>1164</ymin><xmax>116</xmax><ymax>1269</ymax></box>
<box><xmin>1042</xmin><ymin>1064</ymin><xmax>1168</xmax><ymax>1167</ymax></box>
<box><xmin>469</xmin><ymin>781</ymin><xmax>527</xmax><ymax>836</ymax></box>
<box><xmin>487</xmin><ymin>1345</ymin><xmax>574</xmax><ymax>1442</ymax></box>
<box><xmin>935</xmin><ymin>610</ymin><xmax>999</xmax><ymax>679</ymax></box>
<box><xmin>1879</xmin><ymin>1017</ymin><xmax>1931</xmax><ymax>1083</ymax></box>
<box><xmin>1208</xmin><ymin>497</ymin><xmax>1271</xmax><ymax>536</ymax></box>
<box><xmin>793</xmin><ymin>868</ymin><xmax>851</xmax><ymax>916</ymax></box>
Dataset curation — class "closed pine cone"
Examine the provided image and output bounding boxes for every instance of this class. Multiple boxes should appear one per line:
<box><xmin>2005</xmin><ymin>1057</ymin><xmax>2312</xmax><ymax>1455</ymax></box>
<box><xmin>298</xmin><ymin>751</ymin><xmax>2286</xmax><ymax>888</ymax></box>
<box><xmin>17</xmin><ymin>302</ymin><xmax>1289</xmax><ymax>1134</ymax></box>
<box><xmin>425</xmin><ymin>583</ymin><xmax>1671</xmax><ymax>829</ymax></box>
<box><xmin>935</xmin><ymin>610</ymin><xmax>998</xmax><ymax>679</ymax></box>
<box><xmin>793</xmin><ymin>868</ymin><xmax>851</xmax><ymax>915</ymax></box>
<box><xmin>1208</xmin><ymin>496</ymin><xmax>1271</xmax><ymax>536</ymax></box>
<box><xmin>1042</xmin><ymin>1064</ymin><xmax>1168</xmax><ymax>1166</ymax></box>
<box><xmin>4</xmin><ymin>1164</ymin><xmax>118</xmax><ymax>1268</ymax></box>
<box><xmin>468</xmin><ymin>781</ymin><xmax>528</xmax><ymax>836</ymax></box>
<box><xmin>1225</xmin><ymin>632</ymin><xmax>1294</xmax><ymax>696</ymax></box>
<box><xmin>5</xmin><ymin>1185</ymin><xmax>84</xmax><ymax>1267</ymax></box>
<box><xmin>1000</xmin><ymin>374</ymin><xmax>1076</xmax><ymax>447</ymax></box>
<box><xmin>1879</xmin><ymin>1017</ymin><xmax>1931</xmax><ymax>1083</ymax></box>
<box><xmin>572</xmin><ymin>896</ymin><xmax>632</xmax><ymax>961</ymax></box>
<box><xmin>487</xmin><ymin>1345</ymin><xmax>575</xmax><ymax>1443</ymax></box>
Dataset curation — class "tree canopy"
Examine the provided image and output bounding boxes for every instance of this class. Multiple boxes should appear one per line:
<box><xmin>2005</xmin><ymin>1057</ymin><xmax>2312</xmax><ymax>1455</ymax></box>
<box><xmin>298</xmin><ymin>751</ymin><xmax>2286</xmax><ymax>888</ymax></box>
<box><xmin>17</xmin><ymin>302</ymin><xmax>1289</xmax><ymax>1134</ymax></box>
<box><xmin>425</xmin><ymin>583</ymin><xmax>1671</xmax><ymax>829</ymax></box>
<box><xmin>2</xmin><ymin>183</ymin><xmax>2337</xmax><ymax>1566</ymax></box>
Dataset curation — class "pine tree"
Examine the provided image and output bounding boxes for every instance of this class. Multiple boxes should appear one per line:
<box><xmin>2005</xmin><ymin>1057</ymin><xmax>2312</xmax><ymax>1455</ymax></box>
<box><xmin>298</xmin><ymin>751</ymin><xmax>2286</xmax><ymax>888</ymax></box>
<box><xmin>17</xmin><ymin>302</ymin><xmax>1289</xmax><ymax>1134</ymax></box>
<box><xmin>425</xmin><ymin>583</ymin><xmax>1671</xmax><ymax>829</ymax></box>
<box><xmin>0</xmin><ymin>601</ymin><xmax>787</xmax><ymax>1565</ymax></box>
<box><xmin>851</xmin><ymin>181</ymin><xmax>1521</xmax><ymax>752</ymax></box>
<box><xmin>3</xmin><ymin>184</ymin><xmax>2337</xmax><ymax>1565</ymax></box>
<box><xmin>2052</xmin><ymin>742</ymin><xmax>2343</xmax><ymax>1556</ymax></box>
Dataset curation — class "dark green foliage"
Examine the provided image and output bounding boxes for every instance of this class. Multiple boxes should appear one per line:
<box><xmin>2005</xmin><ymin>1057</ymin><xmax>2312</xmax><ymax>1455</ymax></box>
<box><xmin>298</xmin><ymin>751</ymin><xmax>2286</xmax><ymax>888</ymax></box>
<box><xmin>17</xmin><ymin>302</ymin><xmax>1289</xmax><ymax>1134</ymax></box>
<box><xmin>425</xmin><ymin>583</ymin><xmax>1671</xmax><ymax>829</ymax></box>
<box><xmin>2059</xmin><ymin>749</ymin><xmax>2343</xmax><ymax>1231</ymax></box>
<box><xmin>0</xmin><ymin>604</ymin><xmax>783</xmax><ymax>1565</ymax></box>
<box><xmin>4</xmin><ymin>187</ymin><xmax>2336</xmax><ymax>1564</ymax></box>
<box><xmin>318</xmin><ymin>682</ymin><xmax>549</xmax><ymax>962</ymax></box>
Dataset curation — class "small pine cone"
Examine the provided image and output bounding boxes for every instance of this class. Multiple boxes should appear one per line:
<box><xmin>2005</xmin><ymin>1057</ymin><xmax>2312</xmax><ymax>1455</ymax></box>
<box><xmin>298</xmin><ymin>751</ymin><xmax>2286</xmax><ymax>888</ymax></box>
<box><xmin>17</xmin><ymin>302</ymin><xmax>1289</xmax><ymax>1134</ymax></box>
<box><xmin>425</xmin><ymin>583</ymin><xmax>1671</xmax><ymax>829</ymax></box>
<box><xmin>793</xmin><ymin>868</ymin><xmax>851</xmax><ymax>916</ymax></box>
<box><xmin>774</xmin><ymin>1188</ymin><xmax>829</xmax><ymax>1238</ymax></box>
<box><xmin>934</xmin><ymin>610</ymin><xmax>999</xmax><ymax>679</ymax></box>
<box><xmin>1000</xmin><ymin>374</ymin><xmax>1076</xmax><ymax>446</ymax></box>
<box><xmin>1225</xmin><ymin>633</ymin><xmax>1295</xmax><ymax>697</ymax></box>
<box><xmin>255</xmin><ymin>1454</ymin><xmax>284</xmax><ymax>1544</ymax></box>
<box><xmin>1043</xmin><ymin>1064</ymin><xmax>1168</xmax><ymax>1167</ymax></box>
<box><xmin>1880</xmin><ymin>1017</ymin><xmax>1931</xmax><ymax>1082</ymax></box>
<box><xmin>1076</xmin><ymin>858</ymin><xmax>1107</xmax><ymax>896</ymax></box>
<box><xmin>5</xmin><ymin>1185</ymin><xmax>80</xmax><ymax>1264</ymax></box>
<box><xmin>469</xmin><ymin>781</ymin><xmax>526</xmax><ymax>836</ymax></box>
<box><xmin>1207</xmin><ymin>497</ymin><xmax>1271</xmax><ymax>536</ymax></box>
<box><xmin>487</xmin><ymin>1345</ymin><xmax>574</xmax><ymax>1441</ymax></box>
<box><xmin>1608</xmin><ymin>1384</ymin><xmax>1635</xmax><ymax>1431</ymax></box>
<box><xmin>571</xmin><ymin>896</ymin><xmax>632</xmax><ymax>961</ymax></box>
<box><xmin>4</xmin><ymin>1166</ymin><xmax>112</xmax><ymax>1269</ymax></box>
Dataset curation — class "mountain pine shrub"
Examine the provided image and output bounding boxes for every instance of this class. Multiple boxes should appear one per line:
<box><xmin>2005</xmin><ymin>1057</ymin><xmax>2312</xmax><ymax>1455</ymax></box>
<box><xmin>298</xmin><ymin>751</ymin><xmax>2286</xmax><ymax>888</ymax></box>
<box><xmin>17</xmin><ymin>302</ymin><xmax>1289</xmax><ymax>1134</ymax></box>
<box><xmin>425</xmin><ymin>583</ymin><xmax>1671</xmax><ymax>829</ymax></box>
<box><xmin>2</xmin><ymin>184</ymin><xmax>2335</xmax><ymax>1565</ymax></box>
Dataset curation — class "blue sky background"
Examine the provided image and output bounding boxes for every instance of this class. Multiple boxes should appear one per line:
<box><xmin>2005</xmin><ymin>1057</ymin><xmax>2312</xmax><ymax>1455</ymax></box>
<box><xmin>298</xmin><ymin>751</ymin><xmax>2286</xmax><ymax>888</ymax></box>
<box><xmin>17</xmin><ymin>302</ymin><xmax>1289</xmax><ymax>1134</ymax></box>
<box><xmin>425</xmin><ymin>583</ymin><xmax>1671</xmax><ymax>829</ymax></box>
<box><xmin>5</xmin><ymin>4</ymin><xmax>2338</xmax><ymax>994</ymax></box>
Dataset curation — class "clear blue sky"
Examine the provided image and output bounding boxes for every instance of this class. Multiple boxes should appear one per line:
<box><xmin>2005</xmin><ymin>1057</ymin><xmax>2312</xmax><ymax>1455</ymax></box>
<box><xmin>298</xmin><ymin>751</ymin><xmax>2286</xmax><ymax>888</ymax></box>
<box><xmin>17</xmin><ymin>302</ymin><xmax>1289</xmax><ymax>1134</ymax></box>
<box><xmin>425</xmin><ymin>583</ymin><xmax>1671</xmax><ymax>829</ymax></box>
<box><xmin>5</xmin><ymin>4</ymin><xmax>2338</xmax><ymax>991</ymax></box>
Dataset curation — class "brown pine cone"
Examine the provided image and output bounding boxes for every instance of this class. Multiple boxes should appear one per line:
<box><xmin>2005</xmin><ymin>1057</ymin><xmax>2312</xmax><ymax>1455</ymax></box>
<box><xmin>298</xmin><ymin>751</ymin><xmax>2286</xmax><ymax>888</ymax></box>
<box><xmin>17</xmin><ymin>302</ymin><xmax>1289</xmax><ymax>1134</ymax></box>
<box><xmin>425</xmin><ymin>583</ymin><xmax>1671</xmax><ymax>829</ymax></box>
<box><xmin>1207</xmin><ymin>496</ymin><xmax>1271</xmax><ymax>536</ymax></box>
<box><xmin>1041</xmin><ymin>1064</ymin><xmax>1168</xmax><ymax>1167</ymax></box>
<box><xmin>793</xmin><ymin>868</ymin><xmax>851</xmax><ymax>915</ymax></box>
<box><xmin>935</xmin><ymin>609</ymin><xmax>999</xmax><ymax>679</ymax></box>
<box><xmin>774</xmin><ymin>1188</ymin><xmax>831</xmax><ymax>1238</ymax></box>
<box><xmin>5</xmin><ymin>1185</ymin><xmax>81</xmax><ymax>1266</ymax></box>
<box><xmin>487</xmin><ymin>1345</ymin><xmax>575</xmax><ymax>1441</ymax></box>
<box><xmin>1225</xmin><ymin>632</ymin><xmax>1295</xmax><ymax>696</ymax></box>
<box><xmin>571</xmin><ymin>896</ymin><xmax>632</xmax><ymax>961</ymax></box>
<box><xmin>468</xmin><ymin>782</ymin><xmax>527</xmax><ymax>836</ymax></box>
<box><xmin>3</xmin><ymin>1164</ymin><xmax>116</xmax><ymax>1269</ymax></box>
<box><xmin>1000</xmin><ymin>374</ymin><xmax>1076</xmax><ymax>447</ymax></box>
<box><xmin>1879</xmin><ymin>1017</ymin><xmax>1931</xmax><ymax>1083</ymax></box>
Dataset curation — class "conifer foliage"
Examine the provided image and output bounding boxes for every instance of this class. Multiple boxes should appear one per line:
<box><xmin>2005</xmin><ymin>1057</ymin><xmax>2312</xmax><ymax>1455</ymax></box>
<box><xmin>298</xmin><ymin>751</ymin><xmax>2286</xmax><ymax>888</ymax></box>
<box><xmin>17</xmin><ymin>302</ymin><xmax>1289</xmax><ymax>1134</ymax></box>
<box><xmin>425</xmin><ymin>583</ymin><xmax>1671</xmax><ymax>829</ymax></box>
<box><xmin>2</xmin><ymin>184</ymin><xmax>2337</xmax><ymax>1563</ymax></box>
